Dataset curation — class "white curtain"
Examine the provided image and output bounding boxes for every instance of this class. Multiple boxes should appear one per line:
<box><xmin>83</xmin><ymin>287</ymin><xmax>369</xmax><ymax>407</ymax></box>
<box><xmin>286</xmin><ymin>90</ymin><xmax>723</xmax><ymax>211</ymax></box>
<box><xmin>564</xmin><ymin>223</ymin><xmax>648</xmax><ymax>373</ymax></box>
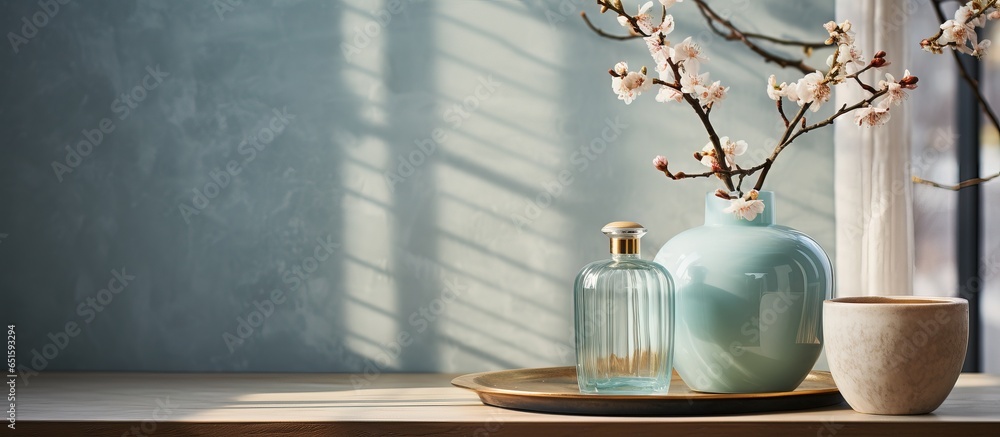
<box><xmin>834</xmin><ymin>0</ymin><xmax>914</xmax><ymax>297</ymax></box>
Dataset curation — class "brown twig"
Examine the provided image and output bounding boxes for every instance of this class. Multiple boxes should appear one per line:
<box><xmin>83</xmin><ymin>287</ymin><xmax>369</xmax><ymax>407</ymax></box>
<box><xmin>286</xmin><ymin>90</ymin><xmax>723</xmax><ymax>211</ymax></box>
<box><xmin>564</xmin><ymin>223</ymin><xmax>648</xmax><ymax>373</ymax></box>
<box><xmin>598</xmin><ymin>0</ymin><xmax>652</xmax><ymax>37</ymax></box>
<box><xmin>582</xmin><ymin>0</ymin><xmax>828</xmax><ymax>77</ymax></box>
<box><xmin>776</xmin><ymin>99</ymin><xmax>789</xmax><ymax>127</ymax></box>
<box><xmin>844</xmin><ymin>62</ymin><xmax>879</xmax><ymax>93</ymax></box>
<box><xmin>913</xmin><ymin>172</ymin><xmax>1000</xmax><ymax>190</ymax></box>
<box><xmin>692</xmin><ymin>0</ymin><xmax>820</xmax><ymax>74</ymax></box>
<box><xmin>753</xmin><ymin>102</ymin><xmax>810</xmax><ymax>190</ymax></box>
<box><xmin>661</xmin><ymin>160</ymin><xmax>770</xmax><ymax>181</ymax></box>
<box><xmin>849</xmin><ymin>75</ymin><xmax>878</xmax><ymax>94</ymax></box>
<box><xmin>580</xmin><ymin>12</ymin><xmax>640</xmax><ymax>40</ymax></box>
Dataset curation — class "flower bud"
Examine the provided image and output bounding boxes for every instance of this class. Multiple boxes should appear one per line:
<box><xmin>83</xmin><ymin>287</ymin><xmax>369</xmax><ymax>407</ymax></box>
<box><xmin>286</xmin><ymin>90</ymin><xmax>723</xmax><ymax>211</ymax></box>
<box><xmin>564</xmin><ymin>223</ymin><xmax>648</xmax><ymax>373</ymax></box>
<box><xmin>613</xmin><ymin>61</ymin><xmax>628</xmax><ymax>76</ymax></box>
<box><xmin>652</xmin><ymin>155</ymin><xmax>669</xmax><ymax>172</ymax></box>
<box><xmin>693</xmin><ymin>152</ymin><xmax>703</xmax><ymax>161</ymax></box>
<box><xmin>870</xmin><ymin>57</ymin><xmax>888</xmax><ymax>68</ymax></box>
<box><xmin>900</xmin><ymin>75</ymin><xmax>919</xmax><ymax>89</ymax></box>
<box><xmin>674</xmin><ymin>171</ymin><xmax>686</xmax><ymax>179</ymax></box>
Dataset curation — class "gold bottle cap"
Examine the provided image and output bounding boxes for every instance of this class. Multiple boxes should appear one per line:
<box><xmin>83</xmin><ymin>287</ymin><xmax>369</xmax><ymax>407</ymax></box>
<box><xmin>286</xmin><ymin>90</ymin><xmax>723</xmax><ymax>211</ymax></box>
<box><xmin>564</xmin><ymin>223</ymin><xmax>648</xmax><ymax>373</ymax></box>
<box><xmin>602</xmin><ymin>221</ymin><xmax>646</xmax><ymax>255</ymax></box>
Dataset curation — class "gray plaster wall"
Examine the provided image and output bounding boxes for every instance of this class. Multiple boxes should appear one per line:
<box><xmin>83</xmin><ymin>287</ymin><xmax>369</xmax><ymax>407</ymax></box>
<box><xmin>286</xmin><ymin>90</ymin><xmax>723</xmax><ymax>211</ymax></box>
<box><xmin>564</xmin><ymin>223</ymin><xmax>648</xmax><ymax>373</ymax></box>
<box><xmin>0</xmin><ymin>0</ymin><xmax>833</xmax><ymax>372</ymax></box>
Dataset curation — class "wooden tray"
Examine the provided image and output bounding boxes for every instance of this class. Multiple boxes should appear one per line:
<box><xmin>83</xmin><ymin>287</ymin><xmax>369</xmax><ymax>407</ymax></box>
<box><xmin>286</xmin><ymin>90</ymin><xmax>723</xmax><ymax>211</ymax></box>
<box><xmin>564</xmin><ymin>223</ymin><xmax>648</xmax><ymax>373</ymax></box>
<box><xmin>452</xmin><ymin>367</ymin><xmax>843</xmax><ymax>416</ymax></box>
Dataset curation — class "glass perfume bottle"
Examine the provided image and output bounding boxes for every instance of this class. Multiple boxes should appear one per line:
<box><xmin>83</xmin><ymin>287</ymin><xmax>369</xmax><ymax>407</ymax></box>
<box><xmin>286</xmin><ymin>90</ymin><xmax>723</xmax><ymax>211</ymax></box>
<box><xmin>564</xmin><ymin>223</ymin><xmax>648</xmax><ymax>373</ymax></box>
<box><xmin>574</xmin><ymin>221</ymin><xmax>675</xmax><ymax>394</ymax></box>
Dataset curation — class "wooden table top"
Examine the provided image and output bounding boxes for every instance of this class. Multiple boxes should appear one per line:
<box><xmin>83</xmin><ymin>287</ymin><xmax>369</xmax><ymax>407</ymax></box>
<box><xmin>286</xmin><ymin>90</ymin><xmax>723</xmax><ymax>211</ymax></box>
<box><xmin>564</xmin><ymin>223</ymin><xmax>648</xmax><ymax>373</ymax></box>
<box><xmin>15</xmin><ymin>372</ymin><xmax>1000</xmax><ymax>436</ymax></box>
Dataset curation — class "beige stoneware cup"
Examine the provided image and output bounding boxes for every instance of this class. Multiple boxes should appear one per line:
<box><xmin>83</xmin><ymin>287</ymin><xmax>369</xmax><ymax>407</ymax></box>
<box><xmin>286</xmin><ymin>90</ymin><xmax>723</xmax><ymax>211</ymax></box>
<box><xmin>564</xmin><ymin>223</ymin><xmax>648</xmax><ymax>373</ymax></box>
<box><xmin>823</xmin><ymin>296</ymin><xmax>968</xmax><ymax>415</ymax></box>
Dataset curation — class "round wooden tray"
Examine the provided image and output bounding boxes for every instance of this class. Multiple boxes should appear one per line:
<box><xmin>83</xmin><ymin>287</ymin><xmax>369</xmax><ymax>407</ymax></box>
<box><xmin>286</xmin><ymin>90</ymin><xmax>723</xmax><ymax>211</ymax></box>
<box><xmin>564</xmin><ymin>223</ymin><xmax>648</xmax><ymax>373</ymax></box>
<box><xmin>452</xmin><ymin>367</ymin><xmax>843</xmax><ymax>416</ymax></box>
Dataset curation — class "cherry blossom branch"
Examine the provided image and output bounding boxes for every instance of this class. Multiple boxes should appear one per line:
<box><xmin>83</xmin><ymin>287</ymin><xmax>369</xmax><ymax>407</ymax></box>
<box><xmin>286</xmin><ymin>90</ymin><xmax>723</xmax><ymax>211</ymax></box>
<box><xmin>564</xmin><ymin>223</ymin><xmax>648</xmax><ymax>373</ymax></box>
<box><xmin>691</xmin><ymin>0</ymin><xmax>820</xmax><ymax>74</ymax></box>
<box><xmin>910</xmin><ymin>0</ymin><xmax>1000</xmax><ymax>190</ymax></box>
<box><xmin>922</xmin><ymin>0</ymin><xmax>998</xmax><ymax>52</ymax></box>
<box><xmin>665</xmin><ymin>59</ymin><xmax>735</xmax><ymax>192</ymax></box>
<box><xmin>913</xmin><ymin>172</ymin><xmax>1000</xmax><ymax>190</ymax></box>
<box><xmin>776</xmin><ymin>99</ymin><xmax>790</xmax><ymax>127</ymax></box>
<box><xmin>583</xmin><ymin>0</ymin><xmax>830</xmax><ymax>78</ymax></box>
<box><xmin>597</xmin><ymin>4</ymin><xmax>915</xmax><ymax>203</ymax></box>
<box><xmin>848</xmin><ymin>74</ymin><xmax>877</xmax><ymax>94</ymax></box>
<box><xmin>658</xmin><ymin>160</ymin><xmax>769</xmax><ymax>181</ymax></box>
<box><xmin>596</xmin><ymin>0</ymin><xmax>735</xmax><ymax>192</ymax></box>
<box><xmin>929</xmin><ymin>0</ymin><xmax>1000</xmax><ymax>134</ymax></box>
<box><xmin>599</xmin><ymin>0</ymin><xmax>652</xmax><ymax>37</ymax></box>
<box><xmin>752</xmin><ymin>101</ymin><xmax>810</xmax><ymax>191</ymax></box>
<box><xmin>788</xmin><ymin>90</ymin><xmax>889</xmax><ymax>144</ymax></box>
<box><xmin>651</xmin><ymin>63</ymin><xmax>737</xmax><ymax>192</ymax></box>
<box><xmin>691</xmin><ymin>0</ymin><xmax>828</xmax><ymax>50</ymax></box>
<box><xmin>752</xmin><ymin>92</ymin><xmax>889</xmax><ymax>190</ymax></box>
<box><xmin>580</xmin><ymin>11</ymin><xmax>640</xmax><ymax>40</ymax></box>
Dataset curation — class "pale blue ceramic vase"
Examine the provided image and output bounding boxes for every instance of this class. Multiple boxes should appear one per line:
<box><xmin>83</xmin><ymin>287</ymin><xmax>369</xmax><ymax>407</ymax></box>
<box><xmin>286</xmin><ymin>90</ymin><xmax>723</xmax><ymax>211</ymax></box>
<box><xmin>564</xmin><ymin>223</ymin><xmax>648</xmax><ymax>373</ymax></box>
<box><xmin>654</xmin><ymin>191</ymin><xmax>832</xmax><ymax>393</ymax></box>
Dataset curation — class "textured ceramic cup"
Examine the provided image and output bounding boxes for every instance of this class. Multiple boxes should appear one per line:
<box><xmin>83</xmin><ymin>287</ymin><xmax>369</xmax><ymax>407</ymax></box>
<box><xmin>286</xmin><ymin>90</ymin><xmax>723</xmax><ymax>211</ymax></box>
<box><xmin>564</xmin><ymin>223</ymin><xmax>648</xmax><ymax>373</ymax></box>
<box><xmin>824</xmin><ymin>296</ymin><xmax>968</xmax><ymax>415</ymax></box>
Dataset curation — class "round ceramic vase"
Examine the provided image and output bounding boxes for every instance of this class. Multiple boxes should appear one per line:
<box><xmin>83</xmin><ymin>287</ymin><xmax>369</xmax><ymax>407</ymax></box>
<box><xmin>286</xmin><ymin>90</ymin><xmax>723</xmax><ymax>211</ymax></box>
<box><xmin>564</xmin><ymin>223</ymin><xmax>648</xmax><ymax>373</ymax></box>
<box><xmin>654</xmin><ymin>191</ymin><xmax>832</xmax><ymax>393</ymax></box>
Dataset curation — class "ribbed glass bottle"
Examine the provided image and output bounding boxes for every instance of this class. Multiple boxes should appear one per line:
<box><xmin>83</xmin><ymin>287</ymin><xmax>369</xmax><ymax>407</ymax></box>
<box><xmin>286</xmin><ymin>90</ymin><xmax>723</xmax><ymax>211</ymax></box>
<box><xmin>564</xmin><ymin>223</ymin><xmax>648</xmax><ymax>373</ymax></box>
<box><xmin>574</xmin><ymin>222</ymin><xmax>675</xmax><ymax>394</ymax></box>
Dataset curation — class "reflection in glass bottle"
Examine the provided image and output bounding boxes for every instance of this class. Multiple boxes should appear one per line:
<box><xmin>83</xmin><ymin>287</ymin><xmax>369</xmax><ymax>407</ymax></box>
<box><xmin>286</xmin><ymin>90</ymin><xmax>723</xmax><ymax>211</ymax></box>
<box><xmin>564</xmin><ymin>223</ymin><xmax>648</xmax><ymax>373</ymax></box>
<box><xmin>575</xmin><ymin>222</ymin><xmax>675</xmax><ymax>394</ymax></box>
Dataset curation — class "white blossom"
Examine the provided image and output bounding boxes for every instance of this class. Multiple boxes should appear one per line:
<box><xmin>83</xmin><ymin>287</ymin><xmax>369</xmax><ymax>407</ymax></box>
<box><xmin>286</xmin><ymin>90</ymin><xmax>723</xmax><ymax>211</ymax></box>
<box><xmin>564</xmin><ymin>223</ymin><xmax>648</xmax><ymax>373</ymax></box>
<box><xmin>680</xmin><ymin>71</ymin><xmax>708</xmax><ymax>94</ymax></box>
<box><xmin>695</xmin><ymin>80</ymin><xmax>728</xmax><ymax>107</ymax></box>
<box><xmin>823</xmin><ymin>21</ymin><xmax>838</xmax><ymax>36</ymax></box>
<box><xmin>700</xmin><ymin>136</ymin><xmax>747</xmax><ymax>168</ymax></box>
<box><xmin>724</xmin><ymin>193</ymin><xmax>766</xmax><ymax>221</ymax></box>
<box><xmin>972</xmin><ymin>39</ymin><xmax>991</xmax><ymax>58</ymax></box>
<box><xmin>611</xmin><ymin>68</ymin><xmax>651</xmax><ymax>105</ymax></box>
<box><xmin>614</xmin><ymin>61</ymin><xmax>628</xmax><ymax>76</ymax></box>
<box><xmin>955</xmin><ymin>4</ymin><xmax>987</xmax><ymax>28</ymax></box>
<box><xmin>671</xmin><ymin>37</ymin><xmax>708</xmax><ymax>73</ymax></box>
<box><xmin>939</xmin><ymin>19</ymin><xmax>977</xmax><ymax>52</ymax></box>
<box><xmin>855</xmin><ymin>104</ymin><xmax>891</xmax><ymax>127</ymax></box>
<box><xmin>877</xmin><ymin>71</ymin><xmax>910</xmax><ymax>106</ymax></box>
<box><xmin>659</xmin><ymin>14</ymin><xmax>675</xmax><ymax>35</ymax></box>
<box><xmin>618</xmin><ymin>1</ymin><xmax>656</xmax><ymax>35</ymax></box>
<box><xmin>824</xmin><ymin>20</ymin><xmax>855</xmax><ymax>46</ymax></box>
<box><xmin>645</xmin><ymin>32</ymin><xmax>671</xmax><ymax>72</ymax></box>
<box><xmin>657</xmin><ymin>64</ymin><xmax>675</xmax><ymax>82</ymax></box>
<box><xmin>655</xmin><ymin>86</ymin><xmax>684</xmax><ymax>103</ymax></box>
<box><xmin>836</xmin><ymin>43</ymin><xmax>864</xmax><ymax>73</ymax></box>
<box><xmin>785</xmin><ymin>71</ymin><xmax>830</xmax><ymax>112</ymax></box>
<box><xmin>766</xmin><ymin>75</ymin><xmax>787</xmax><ymax>101</ymax></box>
